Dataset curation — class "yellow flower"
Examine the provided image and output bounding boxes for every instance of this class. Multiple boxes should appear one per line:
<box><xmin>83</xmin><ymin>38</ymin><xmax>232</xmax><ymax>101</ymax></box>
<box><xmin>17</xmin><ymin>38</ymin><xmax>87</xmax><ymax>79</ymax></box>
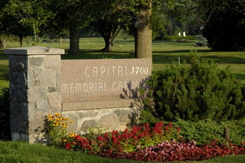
<box><xmin>47</xmin><ymin>114</ymin><xmax>52</xmax><ymax>118</ymax></box>
<box><xmin>68</xmin><ymin>132</ymin><xmax>76</xmax><ymax>138</ymax></box>
<box><xmin>55</xmin><ymin>113</ymin><xmax>61</xmax><ymax>117</ymax></box>
<box><xmin>63</xmin><ymin>139</ymin><xmax>67</xmax><ymax>142</ymax></box>
<box><xmin>53</xmin><ymin>122</ymin><xmax>59</xmax><ymax>126</ymax></box>
<box><xmin>54</xmin><ymin>118</ymin><xmax>60</xmax><ymax>123</ymax></box>
<box><xmin>48</xmin><ymin>117</ymin><xmax>53</xmax><ymax>121</ymax></box>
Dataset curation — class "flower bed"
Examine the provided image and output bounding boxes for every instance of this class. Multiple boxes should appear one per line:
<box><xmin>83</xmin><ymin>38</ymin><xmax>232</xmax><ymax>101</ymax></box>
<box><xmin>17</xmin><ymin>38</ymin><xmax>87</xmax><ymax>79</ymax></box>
<box><xmin>45</xmin><ymin>113</ymin><xmax>245</xmax><ymax>162</ymax></box>
<box><xmin>107</xmin><ymin>140</ymin><xmax>245</xmax><ymax>162</ymax></box>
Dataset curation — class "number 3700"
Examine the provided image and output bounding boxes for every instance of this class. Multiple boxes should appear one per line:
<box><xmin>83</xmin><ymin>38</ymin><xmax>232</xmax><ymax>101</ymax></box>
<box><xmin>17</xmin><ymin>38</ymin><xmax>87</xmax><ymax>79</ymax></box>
<box><xmin>129</xmin><ymin>67</ymin><xmax>149</xmax><ymax>75</ymax></box>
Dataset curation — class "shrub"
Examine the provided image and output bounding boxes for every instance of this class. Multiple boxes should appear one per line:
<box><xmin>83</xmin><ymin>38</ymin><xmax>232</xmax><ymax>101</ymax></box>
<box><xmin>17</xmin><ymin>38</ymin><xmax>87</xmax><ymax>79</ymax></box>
<box><xmin>0</xmin><ymin>87</ymin><xmax>10</xmax><ymax>140</ymax></box>
<box><xmin>140</xmin><ymin>53</ymin><xmax>245</xmax><ymax>122</ymax></box>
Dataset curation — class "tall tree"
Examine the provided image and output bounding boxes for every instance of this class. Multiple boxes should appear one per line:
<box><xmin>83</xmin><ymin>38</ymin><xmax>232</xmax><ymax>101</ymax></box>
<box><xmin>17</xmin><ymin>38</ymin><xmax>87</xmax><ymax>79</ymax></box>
<box><xmin>110</xmin><ymin>0</ymin><xmax>154</xmax><ymax>58</ymax></box>
<box><xmin>0</xmin><ymin>12</ymin><xmax>32</xmax><ymax>47</ymax></box>
<box><xmin>135</xmin><ymin>0</ymin><xmax>153</xmax><ymax>58</ymax></box>
<box><xmin>48</xmin><ymin>0</ymin><xmax>92</xmax><ymax>54</ymax></box>
<box><xmin>0</xmin><ymin>0</ymin><xmax>9</xmax><ymax>48</ymax></box>
<box><xmin>89</xmin><ymin>0</ymin><xmax>131</xmax><ymax>52</ymax></box>
<box><xmin>196</xmin><ymin>0</ymin><xmax>245</xmax><ymax>51</ymax></box>
<box><xmin>3</xmin><ymin>0</ymin><xmax>54</xmax><ymax>44</ymax></box>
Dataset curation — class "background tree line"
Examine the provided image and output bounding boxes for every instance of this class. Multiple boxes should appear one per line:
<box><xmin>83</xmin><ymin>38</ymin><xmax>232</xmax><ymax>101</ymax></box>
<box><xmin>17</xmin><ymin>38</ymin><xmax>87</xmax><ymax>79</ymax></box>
<box><xmin>0</xmin><ymin>0</ymin><xmax>244</xmax><ymax>54</ymax></box>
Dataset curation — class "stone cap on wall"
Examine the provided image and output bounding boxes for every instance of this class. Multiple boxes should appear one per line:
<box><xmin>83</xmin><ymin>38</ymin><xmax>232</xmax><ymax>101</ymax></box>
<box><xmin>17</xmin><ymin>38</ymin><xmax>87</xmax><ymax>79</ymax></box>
<box><xmin>4</xmin><ymin>46</ymin><xmax>65</xmax><ymax>55</ymax></box>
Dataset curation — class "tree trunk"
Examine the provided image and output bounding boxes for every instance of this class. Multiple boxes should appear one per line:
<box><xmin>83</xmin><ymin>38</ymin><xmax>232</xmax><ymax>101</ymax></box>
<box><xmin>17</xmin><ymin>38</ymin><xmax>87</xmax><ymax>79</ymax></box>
<box><xmin>136</xmin><ymin>1</ymin><xmax>152</xmax><ymax>59</ymax></box>
<box><xmin>69</xmin><ymin>23</ymin><xmax>80</xmax><ymax>55</ymax></box>
<box><xmin>134</xmin><ymin>32</ymin><xmax>138</xmax><ymax>58</ymax></box>
<box><xmin>102</xmin><ymin>35</ymin><xmax>112</xmax><ymax>52</ymax></box>
<box><xmin>0</xmin><ymin>37</ymin><xmax>6</xmax><ymax>49</ymax></box>
<box><xmin>19</xmin><ymin>36</ymin><xmax>23</xmax><ymax>47</ymax></box>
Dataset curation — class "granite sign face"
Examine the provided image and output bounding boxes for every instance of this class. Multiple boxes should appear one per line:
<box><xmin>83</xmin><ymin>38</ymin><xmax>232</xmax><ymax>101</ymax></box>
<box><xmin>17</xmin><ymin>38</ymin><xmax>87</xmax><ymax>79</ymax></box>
<box><xmin>61</xmin><ymin>59</ymin><xmax>152</xmax><ymax>110</ymax></box>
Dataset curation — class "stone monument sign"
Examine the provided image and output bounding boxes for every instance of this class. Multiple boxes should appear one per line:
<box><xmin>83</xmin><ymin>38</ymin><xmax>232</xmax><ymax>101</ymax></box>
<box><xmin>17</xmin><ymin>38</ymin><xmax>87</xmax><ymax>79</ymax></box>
<box><xmin>61</xmin><ymin>59</ymin><xmax>152</xmax><ymax>110</ymax></box>
<box><xmin>5</xmin><ymin>46</ymin><xmax>152</xmax><ymax>143</ymax></box>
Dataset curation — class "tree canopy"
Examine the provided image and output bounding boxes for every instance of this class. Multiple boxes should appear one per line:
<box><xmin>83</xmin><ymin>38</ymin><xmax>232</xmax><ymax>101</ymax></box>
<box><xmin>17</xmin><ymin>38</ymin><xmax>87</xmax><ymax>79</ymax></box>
<box><xmin>2</xmin><ymin>0</ymin><xmax>54</xmax><ymax>44</ymax></box>
<box><xmin>197</xmin><ymin>0</ymin><xmax>245</xmax><ymax>51</ymax></box>
<box><xmin>0</xmin><ymin>0</ymin><xmax>244</xmax><ymax>52</ymax></box>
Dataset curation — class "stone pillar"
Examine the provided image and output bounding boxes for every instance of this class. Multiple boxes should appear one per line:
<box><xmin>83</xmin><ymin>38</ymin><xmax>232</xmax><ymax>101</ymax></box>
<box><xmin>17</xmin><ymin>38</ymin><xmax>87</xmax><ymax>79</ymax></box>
<box><xmin>5</xmin><ymin>46</ymin><xmax>64</xmax><ymax>143</ymax></box>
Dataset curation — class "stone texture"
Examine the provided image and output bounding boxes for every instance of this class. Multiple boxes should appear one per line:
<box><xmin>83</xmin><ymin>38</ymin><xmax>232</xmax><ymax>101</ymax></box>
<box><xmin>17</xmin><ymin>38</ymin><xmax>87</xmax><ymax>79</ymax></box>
<box><xmin>29</xmin><ymin>57</ymin><xmax>44</xmax><ymax>67</ymax></box>
<box><xmin>28</xmin><ymin>87</ymin><xmax>47</xmax><ymax>103</ymax></box>
<box><xmin>42</xmin><ymin>69</ymin><xmax>56</xmax><ymax>86</ymax></box>
<box><xmin>61</xmin><ymin>107</ymin><xmax>140</xmax><ymax>133</ymax></box>
<box><xmin>48</xmin><ymin>92</ymin><xmax>61</xmax><ymax>110</ymax></box>
<box><xmin>36</xmin><ymin>99</ymin><xmax>49</xmax><ymax>111</ymax></box>
<box><xmin>6</xmin><ymin>46</ymin><xmax>64</xmax><ymax>143</ymax></box>
<box><xmin>81</xmin><ymin>120</ymin><xmax>99</xmax><ymax>131</ymax></box>
<box><xmin>98</xmin><ymin>113</ymin><xmax>120</xmax><ymax>128</ymax></box>
<box><xmin>43</xmin><ymin>55</ymin><xmax>61</xmax><ymax>69</ymax></box>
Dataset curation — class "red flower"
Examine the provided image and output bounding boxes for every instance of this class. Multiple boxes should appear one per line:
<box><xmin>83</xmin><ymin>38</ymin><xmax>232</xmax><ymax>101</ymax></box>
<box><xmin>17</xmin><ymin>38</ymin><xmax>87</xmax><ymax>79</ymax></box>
<box><xmin>104</xmin><ymin>133</ymin><xmax>109</xmax><ymax>138</ymax></box>
<box><xmin>169</xmin><ymin>122</ymin><xmax>173</xmax><ymax>128</ymax></box>
<box><xmin>177</xmin><ymin>126</ymin><xmax>181</xmax><ymax>132</ymax></box>
<box><xmin>75</xmin><ymin>135</ymin><xmax>83</xmax><ymax>142</ymax></box>
<box><xmin>97</xmin><ymin>135</ymin><xmax>104</xmax><ymax>141</ymax></box>
<box><xmin>65</xmin><ymin>143</ymin><xmax>71</xmax><ymax>149</ymax></box>
<box><xmin>112</xmin><ymin>136</ymin><xmax>118</xmax><ymax>144</ymax></box>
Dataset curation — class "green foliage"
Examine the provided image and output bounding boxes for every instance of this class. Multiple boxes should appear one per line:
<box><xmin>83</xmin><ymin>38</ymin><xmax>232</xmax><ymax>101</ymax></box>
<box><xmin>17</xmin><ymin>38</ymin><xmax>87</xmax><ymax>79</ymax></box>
<box><xmin>140</xmin><ymin>52</ymin><xmax>245</xmax><ymax>122</ymax></box>
<box><xmin>45</xmin><ymin>113</ymin><xmax>74</xmax><ymax>146</ymax></box>
<box><xmin>0</xmin><ymin>87</ymin><xmax>10</xmax><ymax>140</ymax></box>
<box><xmin>2</xmin><ymin>0</ymin><xmax>55</xmax><ymax>44</ymax></box>
<box><xmin>202</xmin><ymin>1</ymin><xmax>245</xmax><ymax>51</ymax></box>
<box><xmin>174</xmin><ymin>119</ymin><xmax>245</xmax><ymax>145</ymax></box>
<box><xmin>196</xmin><ymin>35</ymin><xmax>208</xmax><ymax>47</ymax></box>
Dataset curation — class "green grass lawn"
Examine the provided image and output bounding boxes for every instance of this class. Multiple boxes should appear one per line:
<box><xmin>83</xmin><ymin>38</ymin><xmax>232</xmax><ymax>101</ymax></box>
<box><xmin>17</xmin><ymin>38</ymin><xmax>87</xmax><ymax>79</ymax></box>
<box><xmin>1</xmin><ymin>37</ymin><xmax>245</xmax><ymax>90</ymax></box>
<box><xmin>0</xmin><ymin>141</ymin><xmax>245</xmax><ymax>163</ymax></box>
<box><xmin>0</xmin><ymin>54</ymin><xmax>9</xmax><ymax>89</ymax></box>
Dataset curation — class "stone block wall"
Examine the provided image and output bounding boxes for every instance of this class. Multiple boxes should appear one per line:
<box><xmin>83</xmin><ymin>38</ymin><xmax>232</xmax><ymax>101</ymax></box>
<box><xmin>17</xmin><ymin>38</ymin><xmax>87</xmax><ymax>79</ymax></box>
<box><xmin>5</xmin><ymin>46</ymin><xmax>64</xmax><ymax>143</ymax></box>
<box><xmin>62</xmin><ymin>107</ymin><xmax>140</xmax><ymax>134</ymax></box>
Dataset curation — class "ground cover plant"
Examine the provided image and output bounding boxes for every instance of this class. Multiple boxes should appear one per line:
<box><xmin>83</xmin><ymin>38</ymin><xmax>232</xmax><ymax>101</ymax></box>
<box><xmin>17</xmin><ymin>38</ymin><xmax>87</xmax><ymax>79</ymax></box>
<box><xmin>174</xmin><ymin>119</ymin><xmax>245</xmax><ymax>146</ymax></box>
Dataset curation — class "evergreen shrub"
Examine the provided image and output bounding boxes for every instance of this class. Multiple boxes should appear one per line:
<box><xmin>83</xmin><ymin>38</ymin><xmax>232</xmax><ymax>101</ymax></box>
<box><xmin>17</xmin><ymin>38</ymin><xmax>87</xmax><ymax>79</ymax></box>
<box><xmin>140</xmin><ymin>53</ymin><xmax>245</xmax><ymax>122</ymax></box>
